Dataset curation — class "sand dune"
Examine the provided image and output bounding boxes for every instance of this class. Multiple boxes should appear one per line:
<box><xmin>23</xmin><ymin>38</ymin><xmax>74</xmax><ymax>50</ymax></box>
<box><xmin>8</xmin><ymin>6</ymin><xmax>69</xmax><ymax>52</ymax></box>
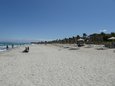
<box><xmin>0</xmin><ymin>44</ymin><xmax>115</xmax><ymax>86</ymax></box>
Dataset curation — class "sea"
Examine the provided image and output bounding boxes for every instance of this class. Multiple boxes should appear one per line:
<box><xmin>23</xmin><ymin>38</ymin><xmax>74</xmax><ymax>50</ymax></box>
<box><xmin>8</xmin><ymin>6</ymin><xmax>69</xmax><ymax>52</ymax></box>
<box><xmin>0</xmin><ymin>42</ymin><xmax>30</xmax><ymax>52</ymax></box>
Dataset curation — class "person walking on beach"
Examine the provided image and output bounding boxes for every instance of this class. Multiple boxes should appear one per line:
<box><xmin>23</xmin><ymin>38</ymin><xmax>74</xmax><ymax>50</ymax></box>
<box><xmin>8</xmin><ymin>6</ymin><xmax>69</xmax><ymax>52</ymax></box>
<box><xmin>27</xmin><ymin>47</ymin><xmax>29</xmax><ymax>51</ymax></box>
<box><xmin>12</xmin><ymin>44</ymin><xmax>14</xmax><ymax>48</ymax></box>
<box><xmin>6</xmin><ymin>45</ymin><xmax>9</xmax><ymax>50</ymax></box>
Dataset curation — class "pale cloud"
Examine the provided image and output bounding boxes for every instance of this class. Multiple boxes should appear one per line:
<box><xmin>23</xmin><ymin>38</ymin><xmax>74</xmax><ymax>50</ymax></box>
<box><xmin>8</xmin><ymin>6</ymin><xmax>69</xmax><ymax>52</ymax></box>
<box><xmin>100</xmin><ymin>29</ymin><xmax>107</xmax><ymax>32</ymax></box>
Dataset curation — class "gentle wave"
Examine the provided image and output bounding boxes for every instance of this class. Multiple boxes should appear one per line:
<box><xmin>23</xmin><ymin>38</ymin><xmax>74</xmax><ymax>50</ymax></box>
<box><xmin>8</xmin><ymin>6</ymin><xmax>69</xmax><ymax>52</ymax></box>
<box><xmin>0</xmin><ymin>42</ymin><xmax>30</xmax><ymax>52</ymax></box>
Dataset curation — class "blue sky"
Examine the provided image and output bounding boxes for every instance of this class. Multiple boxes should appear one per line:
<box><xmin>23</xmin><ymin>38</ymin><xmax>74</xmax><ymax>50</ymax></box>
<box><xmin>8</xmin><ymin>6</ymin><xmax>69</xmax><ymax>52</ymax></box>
<box><xmin>0</xmin><ymin>0</ymin><xmax>115</xmax><ymax>41</ymax></box>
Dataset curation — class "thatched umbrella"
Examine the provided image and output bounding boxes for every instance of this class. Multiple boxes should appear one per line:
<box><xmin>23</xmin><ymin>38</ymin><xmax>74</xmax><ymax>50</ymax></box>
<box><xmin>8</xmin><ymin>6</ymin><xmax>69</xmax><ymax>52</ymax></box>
<box><xmin>77</xmin><ymin>38</ymin><xmax>84</xmax><ymax>41</ymax></box>
<box><xmin>77</xmin><ymin>38</ymin><xmax>84</xmax><ymax>47</ymax></box>
<box><xmin>108</xmin><ymin>37</ymin><xmax>115</xmax><ymax>48</ymax></box>
<box><xmin>108</xmin><ymin>37</ymin><xmax>115</xmax><ymax>40</ymax></box>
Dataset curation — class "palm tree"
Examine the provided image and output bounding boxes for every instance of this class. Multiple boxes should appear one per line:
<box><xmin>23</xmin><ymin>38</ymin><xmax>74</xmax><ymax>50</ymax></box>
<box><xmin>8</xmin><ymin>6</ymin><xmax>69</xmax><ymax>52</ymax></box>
<box><xmin>111</xmin><ymin>32</ymin><xmax>115</xmax><ymax>37</ymax></box>
<box><xmin>76</xmin><ymin>35</ymin><xmax>80</xmax><ymax>39</ymax></box>
<box><xmin>83</xmin><ymin>33</ymin><xmax>87</xmax><ymax>38</ymax></box>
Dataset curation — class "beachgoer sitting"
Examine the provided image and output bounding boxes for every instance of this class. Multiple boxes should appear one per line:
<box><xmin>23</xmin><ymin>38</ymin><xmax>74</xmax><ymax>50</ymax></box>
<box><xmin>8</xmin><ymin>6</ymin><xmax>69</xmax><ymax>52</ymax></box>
<box><xmin>23</xmin><ymin>47</ymin><xmax>29</xmax><ymax>53</ymax></box>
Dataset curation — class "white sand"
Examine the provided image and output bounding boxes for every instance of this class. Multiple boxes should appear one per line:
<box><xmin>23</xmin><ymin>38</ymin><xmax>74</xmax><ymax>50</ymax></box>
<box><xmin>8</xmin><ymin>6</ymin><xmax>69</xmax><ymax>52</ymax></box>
<box><xmin>0</xmin><ymin>44</ymin><xmax>115</xmax><ymax>86</ymax></box>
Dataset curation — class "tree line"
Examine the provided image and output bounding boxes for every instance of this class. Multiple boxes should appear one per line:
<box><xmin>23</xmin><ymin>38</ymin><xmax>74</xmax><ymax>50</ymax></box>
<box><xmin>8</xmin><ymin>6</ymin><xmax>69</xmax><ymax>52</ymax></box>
<box><xmin>31</xmin><ymin>32</ymin><xmax>115</xmax><ymax>44</ymax></box>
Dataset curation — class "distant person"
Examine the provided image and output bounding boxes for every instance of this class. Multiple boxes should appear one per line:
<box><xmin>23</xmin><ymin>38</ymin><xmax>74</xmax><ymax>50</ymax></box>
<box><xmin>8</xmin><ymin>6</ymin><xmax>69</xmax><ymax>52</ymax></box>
<box><xmin>6</xmin><ymin>45</ymin><xmax>9</xmax><ymax>50</ymax></box>
<box><xmin>27</xmin><ymin>47</ymin><xmax>29</xmax><ymax>51</ymax></box>
<box><xmin>12</xmin><ymin>44</ymin><xmax>14</xmax><ymax>48</ymax></box>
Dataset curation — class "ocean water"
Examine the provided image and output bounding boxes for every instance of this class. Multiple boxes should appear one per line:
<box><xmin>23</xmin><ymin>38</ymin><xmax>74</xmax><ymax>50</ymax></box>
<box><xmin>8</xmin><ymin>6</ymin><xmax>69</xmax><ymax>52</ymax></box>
<box><xmin>0</xmin><ymin>42</ymin><xmax>30</xmax><ymax>52</ymax></box>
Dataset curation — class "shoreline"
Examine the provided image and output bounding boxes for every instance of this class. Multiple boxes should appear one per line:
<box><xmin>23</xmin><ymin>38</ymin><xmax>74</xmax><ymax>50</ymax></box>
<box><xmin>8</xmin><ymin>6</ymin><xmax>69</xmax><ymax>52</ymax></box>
<box><xmin>0</xmin><ymin>44</ymin><xmax>31</xmax><ymax>53</ymax></box>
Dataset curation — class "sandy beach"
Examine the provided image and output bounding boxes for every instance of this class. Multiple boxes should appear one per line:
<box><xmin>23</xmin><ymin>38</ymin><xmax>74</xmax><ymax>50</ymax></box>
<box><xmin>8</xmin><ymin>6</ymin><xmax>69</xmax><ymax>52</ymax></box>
<box><xmin>0</xmin><ymin>44</ymin><xmax>115</xmax><ymax>86</ymax></box>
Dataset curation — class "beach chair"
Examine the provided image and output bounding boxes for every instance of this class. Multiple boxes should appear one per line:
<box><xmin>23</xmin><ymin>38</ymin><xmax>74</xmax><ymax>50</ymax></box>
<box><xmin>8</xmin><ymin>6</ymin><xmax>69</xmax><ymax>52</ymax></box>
<box><xmin>69</xmin><ymin>47</ymin><xmax>80</xmax><ymax>50</ymax></box>
<box><xmin>69</xmin><ymin>45</ymin><xmax>80</xmax><ymax>50</ymax></box>
<box><xmin>113</xmin><ymin>50</ymin><xmax>115</xmax><ymax>53</ymax></box>
<box><xmin>84</xmin><ymin>44</ymin><xmax>92</xmax><ymax>48</ymax></box>
<box><xmin>95</xmin><ymin>45</ymin><xmax>107</xmax><ymax>50</ymax></box>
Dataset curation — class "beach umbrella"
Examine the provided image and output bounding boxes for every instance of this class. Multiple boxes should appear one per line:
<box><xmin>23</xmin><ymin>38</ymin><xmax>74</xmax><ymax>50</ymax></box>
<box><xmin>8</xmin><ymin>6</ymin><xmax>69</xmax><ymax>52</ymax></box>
<box><xmin>108</xmin><ymin>37</ymin><xmax>115</xmax><ymax>48</ymax></box>
<box><xmin>108</xmin><ymin>37</ymin><xmax>115</xmax><ymax>40</ymax></box>
<box><xmin>108</xmin><ymin>37</ymin><xmax>115</xmax><ymax>43</ymax></box>
<box><xmin>77</xmin><ymin>38</ymin><xmax>84</xmax><ymax>41</ymax></box>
